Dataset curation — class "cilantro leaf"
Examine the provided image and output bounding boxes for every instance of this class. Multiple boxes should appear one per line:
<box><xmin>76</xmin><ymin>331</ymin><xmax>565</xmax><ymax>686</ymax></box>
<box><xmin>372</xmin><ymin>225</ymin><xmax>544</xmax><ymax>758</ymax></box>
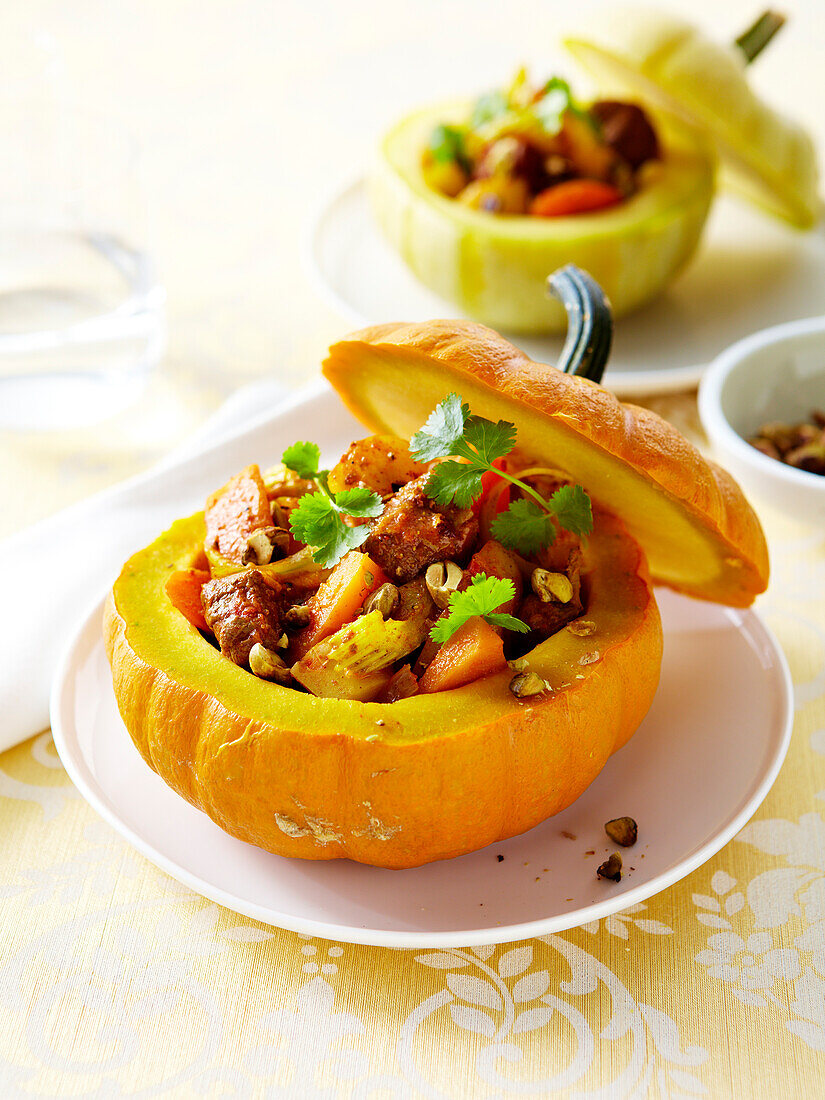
<box><xmin>335</xmin><ymin>486</ymin><xmax>384</xmax><ymax>518</ymax></box>
<box><xmin>430</xmin><ymin>574</ymin><xmax>529</xmax><ymax>644</ymax></box>
<box><xmin>534</xmin><ymin>77</ymin><xmax>572</xmax><ymax>135</ymax></box>
<box><xmin>547</xmin><ymin>483</ymin><xmax>593</xmax><ymax>537</ymax></box>
<box><xmin>282</xmin><ymin>441</ymin><xmax>321</xmax><ymax>480</ymax></box>
<box><xmin>428</xmin><ymin>124</ymin><xmax>469</xmax><ymax>169</ymax></box>
<box><xmin>463</xmin><ymin>414</ymin><xmax>516</xmax><ymax>466</ymax></box>
<box><xmin>471</xmin><ymin>89</ymin><xmax>509</xmax><ymax>129</ymax></box>
<box><xmin>411</xmin><ymin>395</ymin><xmax>593</xmax><ymax>556</ymax></box>
<box><xmin>409</xmin><ymin>393</ymin><xmax>468</xmax><ymax>461</ymax></box>
<box><xmin>539</xmin><ymin>76</ymin><xmax>573</xmax><ymax>101</ymax></box>
<box><xmin>288</xmin><ymin>491</ymin><xmax>371</xmax><ymax>568</ymax></box>
<box><xmin>425</xmin><ymin>460</ymin><xmax>485</xmax><ymax>509</ymax></box>
<box><xmin>491</xmin><ymin>498</ymin><xmax>555</xmax><ymax>554</ymax></box>
<box><xmin>485</xmin><ymin>612</ymin><xmax>533</xmax><ymax>633</ymax></box>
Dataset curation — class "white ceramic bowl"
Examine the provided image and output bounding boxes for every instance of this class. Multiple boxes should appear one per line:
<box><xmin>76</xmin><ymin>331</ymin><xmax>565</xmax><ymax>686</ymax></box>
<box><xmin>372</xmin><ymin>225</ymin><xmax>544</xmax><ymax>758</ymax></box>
<box><xmin>699</xmin><ymin>316</ymin><xmax>825</xmax><ymax>522</ymax></box>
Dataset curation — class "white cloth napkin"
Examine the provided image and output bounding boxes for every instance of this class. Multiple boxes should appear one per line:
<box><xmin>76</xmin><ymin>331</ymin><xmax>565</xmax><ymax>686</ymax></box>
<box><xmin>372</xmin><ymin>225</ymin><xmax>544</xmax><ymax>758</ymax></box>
<box><xmin>0</xmin><ymin>378</ymin><xmax>297</xmax><ymax>752</ymax></box>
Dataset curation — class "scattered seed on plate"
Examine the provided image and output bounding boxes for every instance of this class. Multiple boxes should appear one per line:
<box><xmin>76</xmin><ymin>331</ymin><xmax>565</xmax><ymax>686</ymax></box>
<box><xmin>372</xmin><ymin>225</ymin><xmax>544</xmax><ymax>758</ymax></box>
<box><xmin>567</xmin><ymin>619</ymin><xmax>596</xmax><ymax>637</ymax></box>
<box><xmin>605</xmin><ymin>816</ymin><xmax>638</xmax><ymax>847</ymax></box>
<box><xmin>597</xmin><ymin>853</ymin><xmax>623</xmax><ymax>882</ymax></box>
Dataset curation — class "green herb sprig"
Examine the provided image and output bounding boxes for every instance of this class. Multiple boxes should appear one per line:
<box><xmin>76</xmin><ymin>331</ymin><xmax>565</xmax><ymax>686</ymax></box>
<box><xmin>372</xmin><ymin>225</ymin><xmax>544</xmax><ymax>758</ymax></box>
<box><xmin>409</xmin><ymin>393</ymin><xmax>593</xmax><ymax>553</ymax></box>
<box><xmin>282</xmin><ymin>442</ymin><xmax>384</xmax><ymax>568</ymax></box>
<box><xmin>429</xmin><ymin>574</ymin><xmax>529</xmax><ymax>644</ymax></box>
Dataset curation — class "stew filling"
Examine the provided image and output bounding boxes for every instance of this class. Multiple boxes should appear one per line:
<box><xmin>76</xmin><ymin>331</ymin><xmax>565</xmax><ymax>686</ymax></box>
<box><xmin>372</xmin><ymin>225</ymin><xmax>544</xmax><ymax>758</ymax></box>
<box><xmin>166</xmin><ymin>394</ymin><xmax>596</xmax><ymax>702</ymax></box>
<box><xmin>422</xmin><ymin>70</ymin><xmax>661</xmax><ymax>217</ymax></box>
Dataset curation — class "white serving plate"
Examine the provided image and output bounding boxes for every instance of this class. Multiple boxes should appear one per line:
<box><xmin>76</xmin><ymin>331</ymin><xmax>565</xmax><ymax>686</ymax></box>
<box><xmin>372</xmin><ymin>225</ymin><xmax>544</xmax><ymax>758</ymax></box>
<box><xmin>50</xmin><ymin>384</ymin><xmax>793</xmax><ymax>947</ymax></box>
<box><xmin>308</xmin><ymin>178</ymin><xmax>825</xmax><ymax>398</ymax></box>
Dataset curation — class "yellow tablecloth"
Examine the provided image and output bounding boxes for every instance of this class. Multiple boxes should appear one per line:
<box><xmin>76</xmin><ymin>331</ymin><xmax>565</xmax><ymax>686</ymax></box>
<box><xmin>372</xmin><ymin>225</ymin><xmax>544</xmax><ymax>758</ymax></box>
<box><xmin>3</xmin><ymin>1</ymin><xmax>825</xmax><ymax>1095</ymax></box>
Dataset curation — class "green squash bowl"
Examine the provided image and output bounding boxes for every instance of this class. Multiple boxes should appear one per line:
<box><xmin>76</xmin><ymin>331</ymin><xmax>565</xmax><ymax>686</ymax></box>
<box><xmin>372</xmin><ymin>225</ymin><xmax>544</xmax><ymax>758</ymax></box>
<box><xmin>369</xmin><ymin>101</ymin><xmax>715</xmax><ymax>334</ymax></box>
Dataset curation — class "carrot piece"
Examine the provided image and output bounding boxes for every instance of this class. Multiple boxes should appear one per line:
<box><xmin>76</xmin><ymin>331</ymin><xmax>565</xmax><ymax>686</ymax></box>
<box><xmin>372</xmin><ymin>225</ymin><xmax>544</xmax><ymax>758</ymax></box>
<box><xmin>204</xmin><ymin>464</ymin><xmax>272</xmax><ymax>564</ymax></box>
<box><xmin>165</xmin><ymin>569</ymin><xmax>211</xmax><ymax>632</ymax></box>
<box><xmin>530</xmin><ymin>179</ymin><xmax>624</xmax><ymax>217</ymax></box>
<box><xmin>290</xmin><ymin>551</ymin><xmax>388</xmax><ymax>660</ymax></box>
<box><xmin>419</xmin><ymin>617</ymin><xmax>506</xmax><ymax>694</ymax></box>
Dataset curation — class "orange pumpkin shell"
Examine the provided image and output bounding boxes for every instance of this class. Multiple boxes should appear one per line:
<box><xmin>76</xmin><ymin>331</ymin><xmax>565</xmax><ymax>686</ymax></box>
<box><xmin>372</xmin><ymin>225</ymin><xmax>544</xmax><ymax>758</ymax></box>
<box><xmin>105</xmin><ymin>508</ymin><xmax>661</xmax><ymax>868</ymax></box>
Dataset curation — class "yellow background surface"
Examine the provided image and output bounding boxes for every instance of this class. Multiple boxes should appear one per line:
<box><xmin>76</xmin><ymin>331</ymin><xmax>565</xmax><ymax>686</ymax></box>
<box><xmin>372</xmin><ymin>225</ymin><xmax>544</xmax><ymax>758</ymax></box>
<box><xmin>2</xmin><ymin>1</ymin><xmax>825</xmax><ymax>1096</ymax></box>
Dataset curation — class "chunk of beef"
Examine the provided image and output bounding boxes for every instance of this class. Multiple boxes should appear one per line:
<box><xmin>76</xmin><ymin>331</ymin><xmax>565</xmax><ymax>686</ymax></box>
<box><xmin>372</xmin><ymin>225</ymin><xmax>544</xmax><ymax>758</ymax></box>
<box><xmin>520</xmin><ymin>593</ymin><xmax>583</xmax><ymax>637</ymax></box>
<box><xmin>590</xmin><ymin>101</ymin><xmax>660</xmax><ymax>169</ymax></box>
<box><xmin>201</xmin><ymin>569</ymin><xmax>286</xmax><ymax>665</ymax></box>
<box><xmin>364</xmin><ymin>475</ymin><xmax>478</xmax><ymax>583</ymax></box>
<box><xmin>204</xmin><ymin>464</ymin><xmax>272</xmax><ymax>564</ymax></box>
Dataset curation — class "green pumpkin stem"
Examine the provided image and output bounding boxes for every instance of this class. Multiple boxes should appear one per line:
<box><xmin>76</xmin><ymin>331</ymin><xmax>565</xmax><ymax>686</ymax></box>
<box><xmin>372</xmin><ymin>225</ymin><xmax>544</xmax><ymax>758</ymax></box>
<box><xmin>546</xmin><ymin>264</ymin><xmax>613</xmax><ymax>384</ymax></box>
<box><xmin>735</xmin><ymin>10</ymin><xmax>786</xmax><ymax>64</ymax></box>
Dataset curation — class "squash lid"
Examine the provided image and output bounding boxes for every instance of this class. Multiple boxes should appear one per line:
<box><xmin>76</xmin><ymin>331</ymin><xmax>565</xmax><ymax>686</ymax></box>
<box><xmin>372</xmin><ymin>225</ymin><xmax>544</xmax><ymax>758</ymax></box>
<box><xmin>322</xmin><ymin>322</ymin><xmax>768</xmax><ymax>607</ymax></box>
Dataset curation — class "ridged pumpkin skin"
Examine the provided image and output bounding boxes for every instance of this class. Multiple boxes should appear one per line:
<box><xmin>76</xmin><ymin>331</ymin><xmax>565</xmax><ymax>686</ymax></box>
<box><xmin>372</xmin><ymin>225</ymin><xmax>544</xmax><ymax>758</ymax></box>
<box><xmin>370</xmin><ymin>102</ymin><xmax>714</xmax><ymax>333</ymax></box>
<box><xmin>104</xmin><ymin>509</ymin><xmax>662</xmax><ymax>869</ymax></box>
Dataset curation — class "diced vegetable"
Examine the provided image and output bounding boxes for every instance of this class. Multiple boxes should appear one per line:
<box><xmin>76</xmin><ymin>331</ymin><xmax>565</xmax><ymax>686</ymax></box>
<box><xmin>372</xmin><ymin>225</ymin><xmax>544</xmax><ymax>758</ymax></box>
<box><xmin>457</xmin><ymin>176</ymin><xmax>530</xmax><ymax>214</ymax></box>
<box><xmin>290</xmin><ymin>551</ymin><xmax>388</xmax><ymax>659</ymax></box>
<box><xmin>419</xmin><ymin>616</ymin><xmax>507</xmax><ymax>693</ymax></box>
<box><xmin>375</xmin><ymin>665</ymin><xmax>419</xmax><ymax>703</ymax></box>
<box><xmin>257</xmin><ymin>547</ymin><xmax>331</xmax><ymax>587</ymax></box>
<box><xmin>165</xmin><ymin>568</ymin><xmax>210</xmax><ymax>632</ymax></box>
<box><xmin>560</xmin><ymin>110</ymin><xmax>617</xmax><ymax>180</ymax></box>
<box><xmin>291</xmin><ymin>636</ymin><xmax>393</xmax><ymax>701</ymax></box>
<box><xmin>205</xmin><ymin>464</ymin><xmax>272</xmax><ymax>565</ymax></box>
<box><xmin>327</xmin><ymin>435</ymin><xmax>427</xmax><ymax>497</ymax></box>
<box><xmin>325</xmin><ymin>609</ymin><xmax>428</xmax><ymax>673</ymax></box>
<box><xmin>204</xmin><ymin>545</ymin><xmax>329</xmax><ymax>587</ymax></box>
<box><xmin>422</xmin><ymin>156</ymin><xmax>468</xmax><ymax>198</ymax></box>
<box><xmin>261</xmin><ymin>462</ymin><xmax>315</xmax><ymax>500</ymax></box>
<box><xmin>530</xmin><ymin>179</ymin><xmax>624</xmax><ymax>217</ymax></box>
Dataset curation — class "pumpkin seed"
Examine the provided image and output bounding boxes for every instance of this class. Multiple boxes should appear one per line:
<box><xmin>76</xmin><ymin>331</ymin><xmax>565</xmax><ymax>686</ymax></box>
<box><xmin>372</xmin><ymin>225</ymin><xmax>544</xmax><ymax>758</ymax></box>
<box><xmin>509</xmin><ymin>671</ymin><xmax>548</xmax><ymax>698</ymax></box>
<box><xmin>567</xmin><ymin>619</ymin><xmax>596</xmax><ymax>637</ymax></box>
<box><xmin>604</xmin><ymin>817</ymin><xmax>637</xmax><ymax>847</ymax></box>
<box><xmin>363</xmin><ymin>582</ymin><xmax>400</xmax><ymax>619</ymax></box>
<box><xmin>596</xmin><ymin>853</ymin><xmax>622</xmax><ymax>882</ymax></box>
<box><xmin>284</xmin><ymin>604</ymin><xmax>311</xmax><ymax>627</ymax></box>
<box><xmin>531</xmin><ymin>568</ymin><xmax>573</xmax><ymax>603</ymax></box>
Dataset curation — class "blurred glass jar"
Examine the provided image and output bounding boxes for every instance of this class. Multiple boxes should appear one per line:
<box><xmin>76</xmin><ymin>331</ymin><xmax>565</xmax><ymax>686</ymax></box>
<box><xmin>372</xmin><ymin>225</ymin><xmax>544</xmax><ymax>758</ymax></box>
<box><xmin>0</xmin><ymin>87</ymin><xmax>165</xmax><ymax>430</ymax></box>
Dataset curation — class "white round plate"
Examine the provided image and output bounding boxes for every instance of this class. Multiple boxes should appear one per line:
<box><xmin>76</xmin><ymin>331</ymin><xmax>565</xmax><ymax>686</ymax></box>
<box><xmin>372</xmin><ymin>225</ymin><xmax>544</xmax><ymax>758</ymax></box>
<box><xmin>51</xmin><ymin>590</ymin><xmax>792</xmax><ymax>947</ymax></box>
<box><xmin>308</xmin><ymin>178</ymin><xmax>825</xmax><ymax>398</ymax></box>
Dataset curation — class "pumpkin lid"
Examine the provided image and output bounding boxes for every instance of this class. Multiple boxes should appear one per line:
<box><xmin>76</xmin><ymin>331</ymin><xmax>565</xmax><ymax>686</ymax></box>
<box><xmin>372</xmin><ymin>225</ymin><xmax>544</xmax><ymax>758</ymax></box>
<box><xmin>564</xmin><ymin>6</ymin><xmax>820</xmax><ymax>229</ymax></box>
<box><xmin>322</xmin><ymin>318</ymin><xmax>769</xmax><ymax>608</ymax></box>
